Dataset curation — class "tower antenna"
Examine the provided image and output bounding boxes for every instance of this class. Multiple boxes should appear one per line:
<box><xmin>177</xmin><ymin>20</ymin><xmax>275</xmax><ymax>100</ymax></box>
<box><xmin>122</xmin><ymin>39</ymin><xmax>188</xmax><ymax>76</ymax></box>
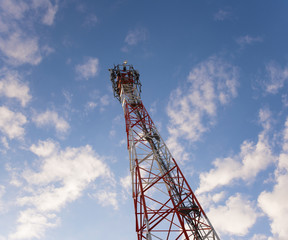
<box><xmin>109</xmin><ymin>62</ymin><xmax>220</xmax><ymax>240</ymax></box>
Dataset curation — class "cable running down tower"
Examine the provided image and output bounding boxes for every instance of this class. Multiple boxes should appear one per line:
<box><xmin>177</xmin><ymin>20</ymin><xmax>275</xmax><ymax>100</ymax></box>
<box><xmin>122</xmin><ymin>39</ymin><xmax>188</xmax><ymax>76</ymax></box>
<box><xmin>109</xmin><ymin>62</ymin><xmax>220</xmax><ymax>240</ymax></box>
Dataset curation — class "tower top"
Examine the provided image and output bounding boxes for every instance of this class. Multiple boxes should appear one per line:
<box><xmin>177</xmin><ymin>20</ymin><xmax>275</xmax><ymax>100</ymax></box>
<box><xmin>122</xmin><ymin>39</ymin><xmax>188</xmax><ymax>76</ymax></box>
<box><xmin>108</xmin><ymin>63</ymin><xmax>141</xmax><ymax>102</ymax></box>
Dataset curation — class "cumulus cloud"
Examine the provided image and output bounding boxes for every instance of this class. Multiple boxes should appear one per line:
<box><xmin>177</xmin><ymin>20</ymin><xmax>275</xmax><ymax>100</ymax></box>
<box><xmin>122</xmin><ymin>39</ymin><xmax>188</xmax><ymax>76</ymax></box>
<box><xmin>258</xmin><ymin>176</ymin><xmax>288</xmax><ymax>240</ymax></box>
<box><xmin>0</xmin><ymin>68</ymin><xmax>31</xmax><ymax>106</ymax></box>
<box><xmin>32</xmin><ymin>110</ymin><xmax>70</xmax><ymax>134</ymax></box>
<box><xmin>40</xmin><ymin>0</ymin><xmax>59</xmax><ymax>26</ymax></box>
<box><xmin>85</xmin><ymin>101</ymin><xmax>97</xmax><ymax>111</ymax></box>
<box><xmin>99</xmin><ymin>95</ymin><xmax>110</xmax><ymax>111</ymax></box>
<box><xmin>196</xmin><ymin>191</ymin><xmax>226</xmax><ymax>211</ymax></box>
<box><xmin>30</xmin><ymin>139</ymin><xmax>58</xmax><ymax>158</ymax></box>
<box><xmin>119</xmin><ymin>174</ymin><xmax>132</xmax><ymax>200</ymax></box>
<box><xmin>100</xmin><ymin>95</ymin><xmax>109</xmax><ymax>106</ymax></box>
<box><xmin>83</xmin><ymin>14</ymin><xmax>98</xmax><ymax>27</ymax></box>
<box><xmin>251</xmin><ymin>234</ymin><xmax>270</xmax><ymax>240</ymax></box>
<box><xmin>75</xmin><ymin>57</ymin><xmax>99</xmax><ymax>80</ymax></box>
<box><xmin>10</xmin><ymin>139</ymin><xmax>115</xmax><ymax>239</ymax></box>
<box><xmin>282</xmin><ymin>94</ymin><xmax>288</xmax><ymax>107</ymax></box>
<box><xmin>124</xmin><ymin>28</ymin><xmax>147</xmax><ymax>45</ymax></box>
<box><xmin>214</xmin><ymin>9</ymin><xmax>231</xmax><ymax>21</ymax></box>
<box><xmin>92</xmin><ymin>190</ymin><xmax>118</xmax><ymax>210</ymax></box>
<box><xmin>0</xmin><ymin>106</ymin><xmax>27</xmax><ymax>139</ymax></box>
<box><xmin>258</xmin><ymin>117</ymin><xmax>288</xmax><ymax>240</ymax></box>
<box><xmin>196</xmin><ymin>110</ymin><xmax>288</xmax><ymax>239</ymax></box>
<box><xmin>1</xmin><ymin>136</ymin><xmax>9</xmax><ymax>150</ymax></box>
<box><xmin>0</xmin><ymin>32</ymin><xmax>42</xmax><ymax>65</ymax></box>
<box><xmin>0</xmin><ymin>0</ymin><xmax>58</xmax><ymax>25</ymax></box>
<box><xmin>0</xmin><ymin>0</ymin><xmax>28</xmax><ymax>19</ymax></box>
<box><xmin>120</xmin><ymin>174</ymin><xmax>131</xmax><ymax>193</ymax></box>
<box><xmin>264</xmin><ymin>61</ymin><xmax>288</xmax><ymax>94</ymax></box>
<box><xmin>0</xmin><ymin>185</ymin><xmax>5</xmax><ymax>212</ymax></box>
<box><xmin>208</xmin><ymin>193</ymin><xmax>259</xmax><ymax>236</ymax></box>
<box><xmin>196</xmin><ymin>108</ymin><xmax>275</xmax><ymax>194</ymax></box>
<box><xmin>0</xmin><ymin>0</ymin><xmax>58</xmax><ymax>66</ymax></box>
<box><xmin>166</xmin><ymin>56</ymin><xmax>239</xmax><ymax>161</ymax></box>
<box><xmin>9</xmin><ymin>209</ymin><xmax>58</xmax><ymax>239</ymax></box>
<box><xmin>121</xmin><ymin>27</ymin><xmax>148</xmax><ymax>52</ymax></box>
<box><xmin>236</xmin><ymin>35</ymin><xmax>263</xmax><ymax>48</ymax></box>
<box><xmin>85</xmin><ymin>93</ymin><xmax>110</xmax><ymax>112</ymax></box>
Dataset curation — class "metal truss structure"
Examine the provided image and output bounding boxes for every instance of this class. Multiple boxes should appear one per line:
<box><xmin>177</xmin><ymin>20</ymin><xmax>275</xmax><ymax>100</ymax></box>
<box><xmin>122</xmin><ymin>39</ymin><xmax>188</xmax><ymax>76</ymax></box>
<box><xmin>109</xmin><ymin>62</ymin><xmax>220</xmax><ymax>240</ymax></box>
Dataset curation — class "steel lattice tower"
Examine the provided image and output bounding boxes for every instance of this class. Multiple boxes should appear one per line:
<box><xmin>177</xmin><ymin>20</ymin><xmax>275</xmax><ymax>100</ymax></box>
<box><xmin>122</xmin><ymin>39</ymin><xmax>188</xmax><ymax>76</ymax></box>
<box><xmin>109</xmin><ymin>62</ymin><xmax>220</xmax><ymax>240</ymax></box>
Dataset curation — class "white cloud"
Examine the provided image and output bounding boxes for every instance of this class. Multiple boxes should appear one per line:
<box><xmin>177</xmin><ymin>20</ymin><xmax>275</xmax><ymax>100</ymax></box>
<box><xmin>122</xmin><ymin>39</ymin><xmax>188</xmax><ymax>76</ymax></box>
<box><xmin>196</xmin><ymin>191</ymin><xmax>226</xmax><ymax>211</ymax></box>
<box><xmin>197</xmin><ymin>110</ymin><xmax>288</xmax><ymax>240</ymax></box>
<box><xmin>124</xmin><ymin>27</ymin><xmax>147</xmax><ymax>46</ymax></box>
<box><xmin>282</xmin><ymin>94</ymin><xmax>288</xmax><ymax>107</ymax></box>
<box><xmin>197</xmin><ymin>108</ymin><xmax>275</xmax><ymax>194</ymax></box>
<box><xmin>0</xmin><ymin>32</ymin><xmax>42</xmax><ymax>66</ymax></box>
<box><xmin>118</xmin><ymin>138</ymin><xmax>126</xmax><ymax>147</ymax></box>
<box><xmin>0</xmin><ymin>15</ymin><xmax>8</xmax><ymax>33</ymax></box>
<box><xmin>1</xmin><ymin>136</ymin><xmax>9</xmax><ymax>149</ymax></box>
<box><xmin>0</xmin><ymin>68</ymin><xmax>31</xmax><ymax>106</ymax></box>
<box><xmin>75</xmin><ymin>57</ymin><xmax>99</xmax><ymax>80</ymax></box>
<box><xmin>41</xmin><ymin>0</ymin><xmax>58</xmax><ymax>26</ymax></box>
<box><xmin>41</xmin><ymin>45</ymin><xmax>54</xmax><ymax>56</ymax></box>
<box><xmin>264</xmin><ymin>61</ymin><xmax>288</xmax><ymax>94</ymax></box>
<box><xmin>258</xmin><ymin>172</ymin><xmax>288</xmax><ymax>240</ymax></box>
<box><xmin>85</xmin><ymin>101</ymin><xmax>97</xmax><ymax>111</ymax></box>
<box><xmin>30</xmin><ymin>139</ymin><xmax>58</xmax><ymax>158</ymax></box>
<box><xmin>214</xmin><ymin>9</ymin><xmax>231</xmax><ymax>21</ymax></box>
<box><xmin>197</xmin><ymin>157</ymin><xmax>241</xmax><ymax>194</ymax></box>
<box><xmin>9</xmin><ymin>209</ymin><xmax>58</xmax><ymax>240</ymax></box>
<box><xmin>251</xmin><ymin>234</ymin><xmax>271</xmax><ymax>240</ymax></box>
<box><xmin>22</xmin><ymin>141</ymin><xmax>113</xmax><ymax>208</ymax></box>
<box><xmin>258</xmin><ymin>117</ymin><xmax>288</xmax><ymax>240</ymax></box>
<box><xmin>100</xmin><ymin>94</ymin><xmax>109</xmax><ymax>106</ymax></box>
<box><xmin>0</xmin><ymin>0</ymin><xmax>58</xmax><ymax>25</ymax></box>
<box><xmin>26</xmin><ymin>0</ymin><xmax>58</xmax><ymax>26</ymax></box>
<box><xmin>0</xmin><ymin>0</ymin><xmax>58</xmax><ymax>66</ymax></box>
<box><xmin>236</xmin><ymin>35</ymin><xmax>263</xmax><ymax>48</ymax></box>
<box><xmin>32</xmin><ymin>110</ymin><xmax>70</xmax><ymax>134</ymax></box>
<box><xmin>8</xmin><ymin>167</ymin><xmax>22</xmax><ymax>187</ymax></box>
<box><xmin>92</xmin><ymin>190</ymin><xmax>118</xmax><ymax>210</ymax></box>
<box><xmin>83</xmin><ymin>14</ymin><xmax>98</xmax><ymax>27</ymax></box>
<box><xmin>85</xmin><ymin>93</ymin><xmax>110</xmax><ymax>112</ymax></box>
<box><xmin>148</xmin><ymin>101</ymin><xmax>157</xmax><ymax>115</ymax></box>
<box><xmin>120</xmin><ymin>174</ymin><xmax>131</xmax><ymax>193</ymax></box>
<box><xmin>109</xmin><ymin>129</ymin><xmax>116</xmax><ymax>137</ymax></box>
<box><xmin>99</xmin><ymin>94</ymin><xmax>110</xmax><ymax>111</ymax></box>
<box><xmin>10</xmin><ymin>140</ymin><xmax>115</xmax><ymax>238</ymax></box>
<box><xmin>283</xmin><ymin>117</ymin><xmax>288</xmax><ymax>152</ymax></box>
<box><xmin>208</xmin><ymin>193</ymin><xmax>258</xmax><ymax>236</ymax></box>
<box><xmin>0</xmin><ymin>0</ymin><xmax>28</xmax><ymax>20</ymax></box>
<box><xmin>0</xmin><ymin>185</ymin><xmax>5</xmax><ymax>212</ymax></box>
<box><xmin>0</xmin><ymin>106</ymin><xmax>27</xmax><ymax>139</ymax></box>
<box><xmin>121</xmin><ymin>27</ymin><xmax>148</xmax><ymax>52</ymax></box>
<box><xmin>166</xmin><ymin>56</ymin><xmax>239</xmax><ymax>161</ymax></box>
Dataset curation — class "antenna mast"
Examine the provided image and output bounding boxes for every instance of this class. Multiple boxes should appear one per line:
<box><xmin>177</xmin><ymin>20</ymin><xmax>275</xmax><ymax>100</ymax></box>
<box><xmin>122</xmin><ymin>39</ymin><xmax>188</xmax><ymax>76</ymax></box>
<box><xmin>109</xmin><ymin>62</ymin><xmax>220</xmax><ymax>240</ymax></box>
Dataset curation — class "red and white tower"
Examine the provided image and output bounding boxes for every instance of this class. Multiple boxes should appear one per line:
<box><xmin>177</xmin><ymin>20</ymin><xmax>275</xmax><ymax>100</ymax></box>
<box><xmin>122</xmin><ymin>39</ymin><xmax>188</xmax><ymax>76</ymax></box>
<box><xmin>109</xmin><ymin>62</ymin><xmax>220</xmax><ymax>240</ymax></box>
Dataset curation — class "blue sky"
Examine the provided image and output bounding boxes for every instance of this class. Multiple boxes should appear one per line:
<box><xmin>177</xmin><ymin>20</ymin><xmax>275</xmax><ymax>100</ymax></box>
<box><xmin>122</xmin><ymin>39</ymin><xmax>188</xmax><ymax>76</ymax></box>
<box><xmin>0</xmin><ymin>0</ymin><xmax>288</xmax><ymax>239</ymax></box>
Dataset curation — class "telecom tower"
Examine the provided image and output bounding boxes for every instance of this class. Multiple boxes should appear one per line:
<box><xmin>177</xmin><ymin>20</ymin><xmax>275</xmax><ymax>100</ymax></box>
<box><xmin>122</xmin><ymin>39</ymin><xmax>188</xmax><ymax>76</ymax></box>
<box><xmin>109</xmin><ymin>62</ymin><xmax>220</xmax><ymax>240</ymax></box>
